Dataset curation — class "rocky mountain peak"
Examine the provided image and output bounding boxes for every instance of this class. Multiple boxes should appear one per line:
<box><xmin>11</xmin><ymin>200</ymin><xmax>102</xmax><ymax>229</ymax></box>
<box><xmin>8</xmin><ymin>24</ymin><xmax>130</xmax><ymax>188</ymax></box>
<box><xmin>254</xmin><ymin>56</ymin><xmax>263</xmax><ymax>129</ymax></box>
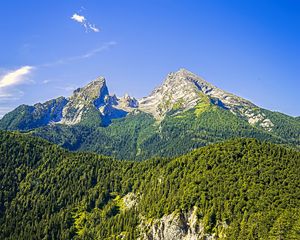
<box><xmin>71</xmin><ymin>76</ymin><xmax>109</xmax><ymax>103</ymax></box>
<box><xmin>138</xmin><ymin>68</ymin><xmax>210</xmax><ymax>118</ymax></box>
<box><xmin>137</xmin><ymin>68</ymin><xmax>274</xmax><ymax>130</ymax></box>
<box><xmin>166</xmin><ymin>68</ymin><xmax>214</xmax><ymax>90</ymax></box>
<box><xmin>116</xmin><ymin>94</ymin><xmax>139</xmax><ymax>110</ymax></box>
<box><xmin>0</xmin><ymin>69</ymin><xmax>275</xmax><ymax>131</ymax></box>
<box><xmin>59</xmin><ymin>77</ymin><xmax>110</xmax><ymax>125</ymax></box>
<box><xmin>59</xmin><ymin>76</ymin><xmax>142</xmax><ymax>125</ymax></box>
<box><xmin>173</xmin><ymin>68</ymin><xmax>201</xmax><ymax>79</ymax></box>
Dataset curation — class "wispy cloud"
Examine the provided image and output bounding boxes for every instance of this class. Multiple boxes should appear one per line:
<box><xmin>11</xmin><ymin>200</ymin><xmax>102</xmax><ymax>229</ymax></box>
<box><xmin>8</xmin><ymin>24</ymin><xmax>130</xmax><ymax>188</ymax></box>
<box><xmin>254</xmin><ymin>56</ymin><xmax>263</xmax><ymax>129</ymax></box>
<box><xmin>40</xmin><ymin>41</ymin><xmax>117</xmax><ymax>67</ymax></box>
<box><xmin>0</xmin><ymin>66</ymin><xmax>34</xmax><ymax>88</ymax></box>
<box><xmin>89</xmin><ymin>25</ymin><xmax>99</xmax><ymax>33</ymax></box>
<box><xmin>0</xmin><ymin>66</ymin><xmax>33</xmax><ymax>101</ymax></box>
<box><xmin>76</xmin><ymin>41</ymin><xmax>116</xmax><ymax>59</ymax></box>
<box><xmin>71</xmin><ymin>13</ymin><xmax>85</xmax><ymax>23</ymax></box>
<box><xmin>71</xmin><ymin>13</ymin><xmax>100</xmax><ymax>32</ymax></box>
<box><xmin>0</xmin><ymin>89</ymin><xmax>25</xmax><ymax>102</ymax></box>
<box><xmin>42</xmin><ymin>79</ymin><xmax>51</xmax><ymax>84</ymax></box>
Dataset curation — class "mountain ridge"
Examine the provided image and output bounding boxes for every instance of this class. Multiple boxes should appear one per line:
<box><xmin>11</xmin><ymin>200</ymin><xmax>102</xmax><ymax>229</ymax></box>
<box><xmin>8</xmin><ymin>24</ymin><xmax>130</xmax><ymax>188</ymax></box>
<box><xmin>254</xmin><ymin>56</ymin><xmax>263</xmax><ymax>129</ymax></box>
<box><xmin>0</xmin><ymin>68</ymin><xmax>276</xmax><ymax>129</ymax></box>
<box><xmin>0</xmin><ymin>68</ymin><xmax>299</xmax><ymax>160</ymax></box>
<box><xmin>138</xmin><ymin>68</ymin><xmax>274</xmax><ymax>130</ymax></box>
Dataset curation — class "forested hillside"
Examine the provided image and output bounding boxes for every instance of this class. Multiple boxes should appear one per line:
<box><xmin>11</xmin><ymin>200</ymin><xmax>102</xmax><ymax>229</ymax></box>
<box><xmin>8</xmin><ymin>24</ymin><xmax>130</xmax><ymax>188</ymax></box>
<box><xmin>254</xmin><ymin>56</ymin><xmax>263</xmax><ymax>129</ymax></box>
<box><xmin>1</xmin><ymin>69</ymin><xmax>299</xmax><ymax>161</ymax></box>
<box><xmin>31</xmin><ymin>106</ymin><xmax>300</xmax><ymax>160</ymax></box>
<box><xmin>1</xmin><ymin>131</ymin><xmax>299</xmax><ymax>239</ymax></box>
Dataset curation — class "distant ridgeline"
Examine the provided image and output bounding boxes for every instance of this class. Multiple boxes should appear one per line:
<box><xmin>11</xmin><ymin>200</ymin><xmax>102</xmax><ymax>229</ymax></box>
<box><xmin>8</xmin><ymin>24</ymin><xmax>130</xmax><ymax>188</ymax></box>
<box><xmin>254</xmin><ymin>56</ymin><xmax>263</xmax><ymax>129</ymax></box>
<box><xmin>0</xmin><ymin>68</ymin><xmax>299</xmax><ymax>160</ymax></box>
<box><xmin>0</xmin><ymin>131</ymin><xmax>299</xmax><ymax>239</ymax></box>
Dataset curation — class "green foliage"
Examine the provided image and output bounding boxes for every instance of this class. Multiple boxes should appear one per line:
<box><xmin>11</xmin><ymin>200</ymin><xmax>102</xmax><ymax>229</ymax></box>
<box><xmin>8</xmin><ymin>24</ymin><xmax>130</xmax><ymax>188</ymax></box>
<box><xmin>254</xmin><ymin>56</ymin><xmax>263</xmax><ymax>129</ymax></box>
<box><xmin>262</xmin><ymin>109</ymin><xmax>300</xmax><ymax>146</ymax></box>
<box><xmin>31</xmin><ymin>106</ymin><xmax>298</xmax><ymax>161</ymax></box>
<box><xmin>0</xmin><ymin>98</ymin><xmax>67</xmax><ymax>130</ymax></box>
<box><xmin>172</xmin><ymin>98</ymin><xmax>185</xmax><ymax>110</ymax></box>
<box><xmin>0</xmin><ymin>105</ymin><xmax>37</xmax><ymax>130</ymax></box>
<box><xmin>31</xmin><ymin>112</ymin><xmax>156</xmax><ymax>160</ymax></box>
<box><xmin>1</xmin><ymin>131</ymin><xmax>299</xmax><ymax>239</ymax></box>
<box><xmin>194</xmin><ymin>92</ymin><xmax>211</xmax><ymax>116</ymax></box>
<box><xmin>1</xmin><ymin>100</ymin><xmax>299</xmax><ymax>160</ymax></box>
<box><xmin>78</xmin><ymin>104</ymin><xmax>103</xmax><ymax>127</ymax></box>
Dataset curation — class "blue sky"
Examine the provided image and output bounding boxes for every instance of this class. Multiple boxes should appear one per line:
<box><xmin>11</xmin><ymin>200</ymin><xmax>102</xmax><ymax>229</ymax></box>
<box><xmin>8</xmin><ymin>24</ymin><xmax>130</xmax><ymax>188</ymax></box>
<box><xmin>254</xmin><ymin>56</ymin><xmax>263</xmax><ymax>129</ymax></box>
<box><xmin>0</xmin><ymin>0</ymin><xmax>299</xmax><ymax>117</ymax></box>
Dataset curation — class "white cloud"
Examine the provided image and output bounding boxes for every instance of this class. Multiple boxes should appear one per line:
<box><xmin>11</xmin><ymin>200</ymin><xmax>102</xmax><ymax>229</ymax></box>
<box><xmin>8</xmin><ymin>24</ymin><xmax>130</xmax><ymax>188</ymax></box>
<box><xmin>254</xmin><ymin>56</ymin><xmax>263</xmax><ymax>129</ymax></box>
<box><xmin>71</xmin><ymin>13</ymin><xmax>100</xmax><ymax>32</ymax></box>
<box><xmin>79</xmin><ymin>41</ymin><xmax>116</xmax><ymax>59</ymax></box>
<box><xmin>0</xmin><ymin>91</ymin><xmax>12</xmax><ymax>98</ymax></box>
<box><xmin>0</xmin><ymin>66</ymin><xmax>34</xmax><ymax>89</ymax></box>
<box><xmin>0</xmin><ymin>66</ymin><xmax>33</xmax><ymax>102</ymax></box>
<box><xmin>71</xmin><ymin>13</ymin><xmax>86</xmax><ymax>23</ymax></box>
<box><xmin>88</xmin><ymin>24</ymin><xmax>99</xmax><ymax>32</ymax></box>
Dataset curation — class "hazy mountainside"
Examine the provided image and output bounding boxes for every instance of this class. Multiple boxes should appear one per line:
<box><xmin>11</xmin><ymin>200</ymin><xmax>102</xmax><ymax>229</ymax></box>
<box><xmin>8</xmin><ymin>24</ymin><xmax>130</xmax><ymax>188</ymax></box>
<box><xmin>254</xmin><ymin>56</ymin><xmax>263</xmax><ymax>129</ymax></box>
<box><xmin>0</xmin><ymin>97</ymin><xmax>68</xmax><ymax>130</ymax></box>
<box><xmin>0</xmin><ymin>69</ymin><xmax>299</xmax><ymax>159</ymax></box>
<box><xmin>1</xmin><ymin>131</ymin><xmax>299</xmax><ymax>239</ymax></box>
<box><xmin>0</xmin><ymin>77</ymin><xmax>138</xmax><ymax>129</ymax></box>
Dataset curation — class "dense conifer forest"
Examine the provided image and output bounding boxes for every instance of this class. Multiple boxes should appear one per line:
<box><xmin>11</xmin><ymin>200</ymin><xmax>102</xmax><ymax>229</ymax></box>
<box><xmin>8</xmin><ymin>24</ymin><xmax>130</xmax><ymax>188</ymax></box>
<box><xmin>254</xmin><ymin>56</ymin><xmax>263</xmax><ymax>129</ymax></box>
<box><xmin>30</xmin><ymin>107</ymin><xmax>300</xmax><ymax>161</ymax></box>
<box><xmin>1</xmin><ymin>131</ymin><xmax>299</xmax><ymax>239</ymax></box>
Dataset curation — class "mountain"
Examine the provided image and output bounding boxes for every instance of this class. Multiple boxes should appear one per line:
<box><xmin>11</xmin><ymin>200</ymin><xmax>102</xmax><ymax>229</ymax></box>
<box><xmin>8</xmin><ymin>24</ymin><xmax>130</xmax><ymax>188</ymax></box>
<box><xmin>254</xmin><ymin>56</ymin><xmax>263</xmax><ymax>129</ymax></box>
<box><xmin>139</xmin><ymin>69</ymin><xmax>273</xmax><ymax>130</ymax></box>
<box><xmin>0</xmin><ymin>76</ymin><xmax>138</xmax><ymax>129</ymax></box>
<box><xmin>1</xmin><ymin>131</ymin><xmax>299</xmax><ymax>239</ymax></box>
<box><xmin>0</xmin><ymin>97</ymin><xmax>68</xmax><ymax>130</ymax></box>
<box><xmin>0</xmin><ymin>69</ymin><xmax>299</xmax><ymax>159</ymax></box>
<box><xmin>0</xmin><ymin>69</ymin><xmax>274</xmax><ymax>129</ymax></box>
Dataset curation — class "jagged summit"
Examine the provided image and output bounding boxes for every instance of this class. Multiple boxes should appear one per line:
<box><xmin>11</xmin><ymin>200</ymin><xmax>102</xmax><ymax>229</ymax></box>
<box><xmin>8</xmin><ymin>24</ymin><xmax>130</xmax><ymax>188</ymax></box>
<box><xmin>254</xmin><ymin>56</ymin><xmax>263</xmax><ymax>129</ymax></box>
<box><xmin>138</xmin><ymin>68</ymin><xmax>224</xmax><ymax>118</ymax></box>
<box><xmin>138</xmin><ymin>69</ymin><xmax>204</xmax><ymax>118</ymax></box>
<box><xmin>166</xmin><ymin>68</ymin><xmax>214</xmax><ymax>89</ymax></box>
<box><xmin>59</xmin><ymin>76</ymin><xmax>110</xmax><ymax>125</ymax></box>
<box><xmin>0</xmin><ymin>68</ymin><xmax>275</xmax><ymax>130</ymax></box>
<box><xmin>138</xmin><ymin>68</ymin><xmax>273</xmax><ymax>130</ymax></box>
<box><xmin>115</xmin><ymin>94</ymin><xmax>139</xmax><ymax>111</ymax></box>
<box><xmin>60</xmin><ymin>76</ymin><xmax>141</xmax><ymax>125</ymax></box>
<box><xmin>71</xmin><ymin>76</ymin><xmax>108</xmax><ymax>102</ymax></box>
<box><xmin>172</xmin><ymin>68</ymin><xmax>208</xmax><ymax>81</ymax></box>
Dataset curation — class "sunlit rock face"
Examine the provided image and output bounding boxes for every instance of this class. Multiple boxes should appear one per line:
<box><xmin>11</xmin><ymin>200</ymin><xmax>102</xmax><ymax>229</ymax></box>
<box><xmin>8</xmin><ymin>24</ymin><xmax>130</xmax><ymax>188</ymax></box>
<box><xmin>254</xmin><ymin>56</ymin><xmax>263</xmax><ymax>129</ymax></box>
<box><xmin>138</xmin><ymin>68</ymin><xmax>273</xmax><ymax>130</ymax></box>
<box><xmin>0</xmin><ymin>68</ymin><xmax>274</xmax><ymax>131</ymax></box>
<box><xmin>59</xmin><ymin>77</ymin><xmax>139</xmax><ymax>126</ymax></box>
<box><xmin>138</xmin><ymin>207</ymin><xmax>222</xmax><ymax>240</ymax></box>
<box><xmin>59</xmin><ymin>77</ymin><xmax>109</xmax><ymax>125</ymax></box>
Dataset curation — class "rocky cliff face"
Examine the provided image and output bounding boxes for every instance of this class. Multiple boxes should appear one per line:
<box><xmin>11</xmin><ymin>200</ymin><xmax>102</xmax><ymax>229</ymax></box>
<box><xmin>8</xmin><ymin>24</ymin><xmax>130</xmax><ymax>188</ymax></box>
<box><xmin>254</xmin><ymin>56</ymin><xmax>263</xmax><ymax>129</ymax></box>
<box><xmin>33</xmin><ymin>97</ymin><xmax>68</xmax><ymax>124</ymax></box>
<box><xmin>59</xmin><ymin>77</ymin><xmax>138</xmax><ymax>125</ymax></box>
<box><xmin>138</xmin><ymin>68</ymin><xmax>274</xmax><ymax>130</ymax></box>
<box><xmin>138</xmin><ymin>69</ymin><xmax>202</xmax><ymax>119</ymax></box>
<box><xmin>59</xmin><ymin>77</ymin><xmax>109</xmax><ymax>125</ymax></box>
<box><xmin>138</xmin><ymin>207</ymin><xmax>223</xmax><ymax>240</ymax></box>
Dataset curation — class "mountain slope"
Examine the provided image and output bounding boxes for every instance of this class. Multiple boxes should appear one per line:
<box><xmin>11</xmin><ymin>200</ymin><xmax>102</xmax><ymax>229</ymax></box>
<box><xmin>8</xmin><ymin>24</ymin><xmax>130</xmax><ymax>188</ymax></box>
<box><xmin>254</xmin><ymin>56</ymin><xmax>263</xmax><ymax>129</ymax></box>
<box><xmin>139</xmin><ymin>68</ymin><xmax>274</xmax><ymax>131</ymax></box>
<box><xmin>0</xmin><ymin>69</ymin><xmax>299</xmax><ymax>159</ymax></box>
<box><xmin>0</xmin><ymin>97</ymin><xmax>68</xmax><ymax>130</ymax></box>
<box><xmin>32</xmin><ymin>102</ymin><xmax>298</xmax><ymax>160</ymax></box>
<box><xmin>1</xmin><ymin>131</ymin><xmax>299</xmax><ymax>239</ymax></box>
<box><xmin>0</xmin><ymin>77</ymin><xmax>138</xmax><ymax>130</ymax></box>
